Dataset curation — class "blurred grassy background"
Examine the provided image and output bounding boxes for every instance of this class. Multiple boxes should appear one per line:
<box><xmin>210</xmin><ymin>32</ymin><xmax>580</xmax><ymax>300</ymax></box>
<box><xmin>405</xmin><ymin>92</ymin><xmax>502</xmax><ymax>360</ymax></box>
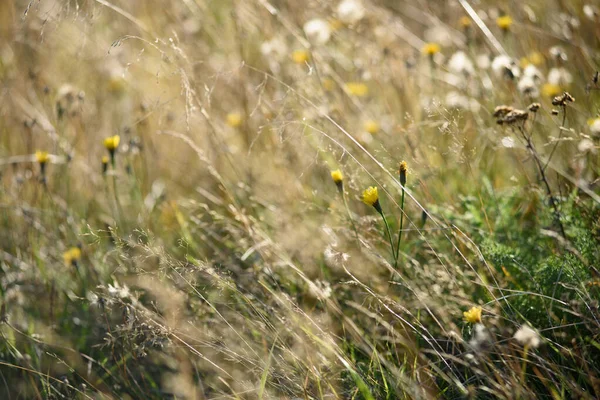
<box><xmin>1</xmin><ymin>0</ymin><xmax>599</xmax><ymax>398</ymax></box>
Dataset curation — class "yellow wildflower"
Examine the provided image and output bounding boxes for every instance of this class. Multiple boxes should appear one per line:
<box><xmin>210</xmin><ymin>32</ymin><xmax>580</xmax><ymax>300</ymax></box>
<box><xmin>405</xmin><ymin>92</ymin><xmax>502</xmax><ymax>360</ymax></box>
<box><xmin>108</xmin><ymin>75</ymin><xmax>126</xmax><ymax>94</ymax></box>
<box><xmin>102</xmin><ymin>155</ymin><xmax>109</xmax><ymax>174</ymax></box>
<box><xmin>292</xmin><ymin>49</ymin><xmax>310</xmax><ymax>64</ymax></box>
<box><xmin>331</xmin><ymin>169</ymin><xmax>343</xmax><ymax>183</ymax></box>
<box><xmin>362</xmin><ymin>186</ymin><xmax>379</xmax><ymax>206</ymax></box>
<box><xmin>35</xmin><ymin>151</ymin><xmax>49</xmax><ymax>164</ymax></box>
<box><xmin>103</xmin><ymin>135</ymin><xmax>120</xmax><ymax>152</ymax></box>
<box><xmin>63</xmin><ymin>247</ymin><xmax>82</xmax><ymax>267</ymax></box>
<box><xmin>322</xmin><ymin>78</ymin><xmax>335</xmax><ymax>91</ymax></box>
<box><xmin>226</xmin><ymin>112</ymin><xmax>243</xmax><ymax>128</ymax></box>
<box><xmin>345</xmin><ymin>82</ymin><xmax>369</xmax><ymax>97</ymax></box>
<box><xmin>529</xmin><ymin>52</ymin><xmax>544</xmax><ymax>65</ymax></box>
<box><xmin>399</xmin><ymin>161</ymin><xmax>408</xmax><ymax>186</ymax></box>
<box><xmin>364</xmin><ymin>120</ymin><xmax>380</xmax><ymax>134</ymax></box>
<box><xmin>496</xmin><ymin>15</ymin><xmax>513</xmax><ymax>31</ymax></box>
<box><xmin>463</xmin><ymin>306</ymin><xmax>483</xmax><ymax>324</ymax></box>
<box><xmin>422</xmin><ymin>42</ymin><xmax>441</xmax><ymax>56</ymax></box>
<box><xmin>331</xmin><ymin>169</ymin><xmax>343</xmax><ymax>193</ymax></box>
<box><xmin>328</xmin><ymin>18</ymin><xmax>343</xmax><ymax>31</ymax></box>
<box><xmin>459</xmin><ymin>16</ymin><xmax>471</xmax><ymax>28</ymax></box>
<box><xmin>542</xmin><ymin>83</ymin><xmax>562</xmax><ymax>98</ymax></box>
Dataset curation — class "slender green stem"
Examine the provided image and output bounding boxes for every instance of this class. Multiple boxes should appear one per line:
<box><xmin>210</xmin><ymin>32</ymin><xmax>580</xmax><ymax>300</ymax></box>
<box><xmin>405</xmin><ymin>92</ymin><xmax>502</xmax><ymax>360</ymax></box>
<box><xmin>379</xmin><ymin>210</ymin><xmax>397</xmax><ymax>265</ymax></box>
<box><xmin>394</xmin><ymin>188</ymin><xmax>406</xmax><ymax>268</ymax></box>
<box><xmin>342</xmin><ymin>191</ymin><xmax>360</xmax><ymax>244</ymax></box>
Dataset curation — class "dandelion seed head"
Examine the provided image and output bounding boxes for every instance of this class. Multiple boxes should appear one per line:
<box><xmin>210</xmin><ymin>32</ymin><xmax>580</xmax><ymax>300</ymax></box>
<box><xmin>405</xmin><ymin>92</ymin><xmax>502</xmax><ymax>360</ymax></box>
<box><xmin>336</xmin><ymin>0</ymin><xmax>365</xmax><ymax>25</ymax></box>
<box><xmin>448</xmin><ymin>51</ymin><xmax>474</xmax><ymax>76</ymax></box>
<box><xmin>513</xmin><ymin>325</ymin><xmax>541</xmax><ymax>348</ymax></box>
<box><xmin>548</xmin><ymin>67</ymin><xmax>573</xmax><ymax>87</ymax></box>
<box><xmin>501</xmin><ymin>136</ymin><xmax>516</xmax><ymax>148</ymax></box>
<box><xmin>303</xmin><ymin>19</ymin><xmax>331</xmax><ymax>45</ymax></box>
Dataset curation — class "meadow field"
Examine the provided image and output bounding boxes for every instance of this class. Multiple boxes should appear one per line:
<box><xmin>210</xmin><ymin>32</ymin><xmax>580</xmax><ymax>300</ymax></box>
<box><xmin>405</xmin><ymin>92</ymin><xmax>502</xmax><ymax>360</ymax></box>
<box><xmin>1</xmin><ymin>0</ymin><xmax>599</xmax><ymax>398</ymax></box>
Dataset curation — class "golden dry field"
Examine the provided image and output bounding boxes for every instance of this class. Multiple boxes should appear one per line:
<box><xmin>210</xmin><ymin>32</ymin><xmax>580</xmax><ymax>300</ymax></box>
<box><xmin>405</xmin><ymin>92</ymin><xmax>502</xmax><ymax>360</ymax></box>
<box><xmin>1</xmin><ymin>0</ymin><xmax>600</xmax><ymax>398</ymax></box>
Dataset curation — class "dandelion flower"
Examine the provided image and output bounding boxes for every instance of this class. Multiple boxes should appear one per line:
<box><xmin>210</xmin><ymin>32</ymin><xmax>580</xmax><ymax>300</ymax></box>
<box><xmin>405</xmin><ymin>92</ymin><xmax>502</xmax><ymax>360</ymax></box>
<box><xmin>103</xmin><ymin>135</ymin><xmax>120</xmax><ymax>166</ymax></box>
<box><xmin>463</xmin><ymin>306</ymin><xmax>482</xmax><ymax>324</ymax></box>
<box><xmin>104</xmin><ymin>135</ymin><xmax>120</xmax><ymax>152</ymax></box>
<box><xmin>35</xmin><ymin>150</ymin><xmax>49</xmax><ymax>176</ymax></box>
<box><xmin>513</xmin><ymin>325</ymin><xmax>541</xmax><ymax>348</ymax></box>
<box><xmin>63</xmin><ymin>247</ymin><xmax>82</xmax><ymax>267</ymax></box>
<box><xmin>292</xmin><ymin>49</ymin><xmax>310</xmax><ymax>64</ymax></box>
<box><xmin>362</xmin><ymin>186</ymin><xmax>380</xmax><ymax>212</ymax></box>
<box><xmin>399</xmin><ymin>161</ymin><xmax>408</xmax><ymax>185</ymax></box>
<box><xmin>459</xmin><ymin>16</ymin><xmax>471</xmax><ymax>28</ymax></box>
<box><xmin>35</xmin><ymin>151</ymin><xmax>49</xmax><ymax>165</ymax></box>
<box><xmin>496</xmin><ymin>15</ymin><xmax>513</xmax><ymax>31</ymax></box>
<box><xmin>102</xmin><ymin>155</ymin><xmax>109</xmax><ymax>174</ymax></box>
<box><xmin>331</xmin><ymin>169</ymin><xmax>343</xmax><ymax>183</ymax></box>
<box><xmin>303</xmin><ymin>19</ymin><xmax>331</xmax><ymax>45</ymax></box>
<box><xmin>331</xmin><ymin>169</ymin><xmax>344</xmax><ymax>193</ymax></box>
<box><xmin>422</xmin><ymin>42</ymin><xmax>441</xmax><ymax>56</ymax></box>
<box><xmin>364</xmin><ymin>120</ymin><xmax>380</xmax><ymax>134</ymax></box>
<box><xmin>345</xmin><ymin>82</ymin><xmax>368</xmax><ymax>97</ymax></box>
<box><xmin>322</xmin><ymin>78</ymin><xmax>335</xmax><ymax>91</ymax></box>
<box><xmin>226</xmin><ymin>112</ymin><xmax>243</xmax><ymax>128</ymax></box>
<box><xmin>542</xmin><ymin>83</ymin><xmax>562</xmax><ymax>98</ymax></box>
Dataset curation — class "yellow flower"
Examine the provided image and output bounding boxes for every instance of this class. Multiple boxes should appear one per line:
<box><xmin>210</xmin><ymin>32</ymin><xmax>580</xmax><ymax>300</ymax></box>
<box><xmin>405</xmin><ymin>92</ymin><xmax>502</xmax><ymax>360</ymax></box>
<box><xmin>102</xmin><ymin>155</ymin><xmax>109</xmax><ymax>174</ymax></box>
<box><xmin>103</xmin><ymin>135</ymin><xmax>120</xmax><ymax>151</ymax></box>
<box><xmin>422</xmin><ymin>42</ymin><xmax>441</xmax><ymax>56</ymax></box>
<box><xmin>328</xmin><ymin>18</ymin><xmax>343</xmax><ymax>31</ymax></box>
<box><xmin>364</xmin><ymin>120</ymin><xmax>380</xmax><ymax>134</ymax></box>
<box><xmin>345</xmin><ymin>82</ymin><xmax>369</xmax><ymax>97</ymax></box>
<box><xmin>63</xmin><ymin>247</ymin><xmax>82</xmax><ymax>267</ymax></box>
<box><xmin>331</xmin><ymin>169</ymin><xmax>343</xmax><ymax>183</ymax></box>
<box><xmin>496</xmin><ymin>15</ymin><xmax>513</xmax><ymax>31</ymax></box>
<box><xmin>292</xmin><ymin>49</ymin><xmax>310</xmax><ymax>64</ymax></box>
<box><xmin>588</xmin><ymin>118</ymin><xmax>600</xmax><ymax>126</ymax></box>
<box><xmin>459</xmin><ymin>16</ymin><xmax>471</xmax><ymax>28</ymax></box>
<box><xmin>108</xmin><ymin>75</ymin><xmax>126</xmax><ymax>94</ymax></box>
<box><xmin>322</xmin><ymin>78</ymin><xmax>335</xmax><ymax>91</ymax></box>
<box><xmin>529</xmin><ymin>52</ymin><xmax>544</xmax><ymax>65</ymax></box>
<box><xmin>226</xmin><ymin>112</ymin><xmax>243</xmax><ymax>128</ymax></box>
<box><xmin>542</xmin><ymin>83</ymin><xmax>562</xmax><ymax>98</ymax></box>
<box><xmin>35</xmin><ymin>151</ymin><xmax>49</xmax><ymax>164</ymax></box>
<box><xmin>463</xmin><ymin>306</ymin><xmax>482</xmax><ymax>324</ymax></box>
<box><xmin>399</xmin><ymin>161</ymin><xmax>408</xmax><ymax>185</ymax></box>
<box><xmin>362</xmin><ymin>186</ymin><xmax>379</xmax><ymax>207</ymax></box>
